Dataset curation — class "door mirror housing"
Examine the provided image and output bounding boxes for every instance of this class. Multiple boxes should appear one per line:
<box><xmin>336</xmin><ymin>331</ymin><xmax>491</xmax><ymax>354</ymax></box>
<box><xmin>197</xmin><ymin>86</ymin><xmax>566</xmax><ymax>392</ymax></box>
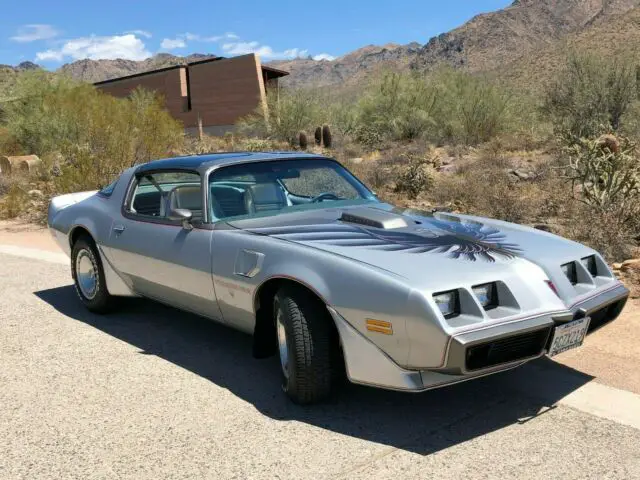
<box><xmin>168</xmin><ymin>208</ymin><xmax>193</xmax><ymax>230</ymax></box>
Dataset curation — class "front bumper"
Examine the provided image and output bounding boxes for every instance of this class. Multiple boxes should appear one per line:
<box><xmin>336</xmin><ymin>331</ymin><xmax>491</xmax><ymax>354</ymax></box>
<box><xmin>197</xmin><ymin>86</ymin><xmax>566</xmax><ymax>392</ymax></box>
<box><xmin>329</xmin><ymin>282</ymin><xmax>629</xmax><ymax>393</ymax></box>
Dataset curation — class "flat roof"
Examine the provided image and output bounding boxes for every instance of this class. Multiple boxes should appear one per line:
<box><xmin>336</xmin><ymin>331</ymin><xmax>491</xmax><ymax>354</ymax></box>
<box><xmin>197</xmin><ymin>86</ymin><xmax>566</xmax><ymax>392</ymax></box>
<box><xmin>94</xmin><ymin>55</ymin><xmax>288</xmax><ymax>86</ymax></box>
<box><xmin>136</xmin><ymin>152</ymin><xmax>329</xmax><ymax>174</ymax></box>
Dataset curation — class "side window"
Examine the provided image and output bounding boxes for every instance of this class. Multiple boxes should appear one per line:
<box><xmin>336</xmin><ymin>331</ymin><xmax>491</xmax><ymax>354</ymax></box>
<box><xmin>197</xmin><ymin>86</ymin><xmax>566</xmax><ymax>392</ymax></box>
<box><xmin>127</xmin><ymin>171</ymin><xmax>202</xmax><ymax>221</ymax></box>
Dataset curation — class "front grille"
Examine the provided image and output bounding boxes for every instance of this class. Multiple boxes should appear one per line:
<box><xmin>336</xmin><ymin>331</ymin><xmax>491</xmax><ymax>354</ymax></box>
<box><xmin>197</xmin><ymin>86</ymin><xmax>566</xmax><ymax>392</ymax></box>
<box><xmin>465</xmin><ymin>327</ymin><xmax>552</xmax><ymax>371</ymax></box>
<box><xmin>585</xmin><ymin>298</ymin><xmax>626</xmax><ymax>334</ymax></box>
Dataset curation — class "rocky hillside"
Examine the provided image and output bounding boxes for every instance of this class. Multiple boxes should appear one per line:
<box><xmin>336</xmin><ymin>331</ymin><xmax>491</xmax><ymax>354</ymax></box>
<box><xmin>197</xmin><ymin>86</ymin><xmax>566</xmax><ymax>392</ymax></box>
<box><xmin>411</xmin><ymin>0</ymin><xmax>640</xmax><ymax>72</ymax></box>
<box><xmin>498</xmin><ymin>4</ymin><xmax>640</xmax><ymax>90</ymax></box>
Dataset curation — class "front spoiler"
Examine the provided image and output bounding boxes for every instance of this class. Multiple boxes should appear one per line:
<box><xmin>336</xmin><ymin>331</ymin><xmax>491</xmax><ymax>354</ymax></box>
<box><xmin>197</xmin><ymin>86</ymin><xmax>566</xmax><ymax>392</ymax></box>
<box><xmin>328</xmin><ymin>281</ymin><xmax>630</xmax><ymax>393</ymax></box>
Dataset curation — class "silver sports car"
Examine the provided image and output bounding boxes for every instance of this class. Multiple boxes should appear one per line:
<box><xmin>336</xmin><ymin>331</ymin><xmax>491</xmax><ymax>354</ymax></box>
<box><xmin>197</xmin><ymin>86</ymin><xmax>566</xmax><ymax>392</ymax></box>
<box><xmin>48</xmin><ymin>152</ymin><xmax>629</xmax><ymax>404</ymax></box>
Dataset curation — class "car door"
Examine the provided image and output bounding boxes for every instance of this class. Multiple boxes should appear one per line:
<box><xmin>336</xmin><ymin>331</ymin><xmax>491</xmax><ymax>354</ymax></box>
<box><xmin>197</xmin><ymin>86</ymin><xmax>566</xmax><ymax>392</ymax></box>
<box><xmin>106</xmin><ymin>169</ymin><xmax>224</xmax><ymax>322</ymax></box>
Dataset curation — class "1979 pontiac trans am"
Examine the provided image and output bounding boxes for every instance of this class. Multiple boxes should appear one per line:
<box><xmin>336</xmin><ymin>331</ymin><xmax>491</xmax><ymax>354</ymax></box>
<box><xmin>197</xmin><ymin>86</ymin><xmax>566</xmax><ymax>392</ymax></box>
<box><xmin>48</xmin><ymin>152</ymin><xmax>629</xmax><ymax>404</ymax></box>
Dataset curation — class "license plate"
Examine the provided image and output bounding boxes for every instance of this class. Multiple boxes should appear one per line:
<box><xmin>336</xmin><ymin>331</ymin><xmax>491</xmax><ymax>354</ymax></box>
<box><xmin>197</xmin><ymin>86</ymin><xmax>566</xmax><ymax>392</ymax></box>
<box><xmin>547</xmin><ymin>317</ymin><xmax>591</xmax><ymax>357</ymax></box>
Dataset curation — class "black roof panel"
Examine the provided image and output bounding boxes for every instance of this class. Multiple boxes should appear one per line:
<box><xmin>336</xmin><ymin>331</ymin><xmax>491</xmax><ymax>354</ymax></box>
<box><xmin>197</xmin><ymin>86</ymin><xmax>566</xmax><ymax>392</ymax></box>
<box><xmin>135</xmin><ymin>152</ymin><xmax>329</xmax><ymax>174</ymax></box>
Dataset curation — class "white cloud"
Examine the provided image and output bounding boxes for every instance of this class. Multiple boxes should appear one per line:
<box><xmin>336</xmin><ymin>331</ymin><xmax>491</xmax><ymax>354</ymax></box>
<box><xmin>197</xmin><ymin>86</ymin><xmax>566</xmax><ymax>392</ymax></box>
<box><xmin>11</xmin><ymin>24</ymin><xmax>59</xmax><ymax>42</ymax></box>
<box><xmin>36</xmin><ymin>34</ymin><xmax>151</xmax><ymax>62</ymax></box>
<box><xmin>222</xmin><ymin>41</ymin><xmax>309</xmax><ymax>60</ymax></box>
<box><xmin>312</xmin><ymin>53</ymin><xmax>335</xmax><ymax>61</ymax></box>
<box><xmin>160</xmin><ymin>37</ymin><xmax>186</xmax><ymax>50</ymax></box>
<box><xmin>126</xmin><ymin>29</ymin><xmax>152</xmax><ymax>38</ymax></box>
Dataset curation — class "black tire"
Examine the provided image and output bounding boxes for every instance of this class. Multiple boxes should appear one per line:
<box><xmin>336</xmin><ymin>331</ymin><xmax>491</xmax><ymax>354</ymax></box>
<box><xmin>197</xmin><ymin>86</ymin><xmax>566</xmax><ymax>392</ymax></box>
<box><xmin>274</xmin><ymin>286</ymin><xmax>333</xmax><ymax>404</ymax></box>
<box><xmin>71</xmin><ymin>235</ymin><xmax>115</xmax><ymax>314</ymax></box>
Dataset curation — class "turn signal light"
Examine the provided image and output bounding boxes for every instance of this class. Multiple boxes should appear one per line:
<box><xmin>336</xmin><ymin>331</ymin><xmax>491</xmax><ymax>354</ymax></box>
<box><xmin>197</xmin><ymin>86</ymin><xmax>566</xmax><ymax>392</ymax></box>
<box><xmin>366</xmin><ymin>319</ymin><xmax>393</xmax><ymax>335</ymax></box>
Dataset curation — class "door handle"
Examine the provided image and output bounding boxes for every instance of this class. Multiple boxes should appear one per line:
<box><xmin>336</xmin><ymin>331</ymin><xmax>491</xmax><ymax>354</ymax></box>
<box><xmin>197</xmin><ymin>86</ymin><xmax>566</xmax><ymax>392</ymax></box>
<box><xmin>113</xmin><ymin>225</ymin><xmax>125</xmax><ymax>233</ymax></box>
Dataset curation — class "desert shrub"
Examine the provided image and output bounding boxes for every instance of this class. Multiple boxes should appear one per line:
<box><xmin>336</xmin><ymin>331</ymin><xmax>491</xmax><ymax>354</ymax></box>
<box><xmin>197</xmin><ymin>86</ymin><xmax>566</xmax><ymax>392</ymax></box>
<box><xmin>3</xmin><ymin>72</ymin><xmax>183</xmax><ymax>193</ymax></box>
<box><xmin>564</xmin><ymin>133</ymin><xmax>640</xmax><ymax>222</ymax></box>
<box><xmin>0</xmin><ymin>183</ymin><xmax>29</xmax><ymax>219</ymax></box>
<box><xmin>431</xmin><ymin>69</ymin><xmax>513</xmax><ymax>145</ymax></box>
<box><xmin>354</xmin><ymin>71</ymin><xmax>437</xmax><ymax>145</ymax></box>
<box><xmin>395</xmin><ymin>152</ymin><xmax>438</xmax><ymax>199</ymax></box>
<box><xmin>429</xmin><ymin>154</ymin><xmax>555</xmax><ymax>224</ymax></box>
<box><xmin>240</xmin><ymin>138</ymin><xmax>280</xmax><ymax>152</ymax></box>
<box><xmin>544</xmin><ymin>52</ymin><xmax>638</xmax><ymax>138</ymax></box>
<box><xmin>238</xmin><ymin>88</ymin><xmax>323</xmax><ymax>145</ymax></box>
<box><xmin>567</xmin><ymin>205</ymin><xmax>637</xmax><ymax>262</ymax></box>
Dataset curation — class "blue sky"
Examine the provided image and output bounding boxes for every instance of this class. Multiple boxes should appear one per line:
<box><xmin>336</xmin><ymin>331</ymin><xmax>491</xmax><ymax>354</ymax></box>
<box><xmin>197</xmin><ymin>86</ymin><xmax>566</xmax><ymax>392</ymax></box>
<box><xmin>1</xmin><ymin>0</ymin><xmax>512</xmax><ymax>67</ymax></box>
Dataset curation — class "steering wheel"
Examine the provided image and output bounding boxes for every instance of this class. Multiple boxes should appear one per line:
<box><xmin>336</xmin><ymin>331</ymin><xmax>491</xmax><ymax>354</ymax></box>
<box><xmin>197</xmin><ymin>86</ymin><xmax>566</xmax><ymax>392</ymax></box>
<box><xmin>311</xmin><ymin>192</ymin><xmax>341</xmax><ymax>203</ymax></box>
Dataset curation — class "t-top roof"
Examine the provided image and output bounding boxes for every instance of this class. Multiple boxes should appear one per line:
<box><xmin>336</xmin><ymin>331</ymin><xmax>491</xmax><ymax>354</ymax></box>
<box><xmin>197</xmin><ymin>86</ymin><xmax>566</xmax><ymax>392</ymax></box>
<box><xmin>135</xmin><ymin>152</ymin><xmax>330</xmax><ymax>174</ymax></box>
<box><xmin>93</xmin><ymin>55</ymin><xmax>288</xmax><ymax>86</ymax></box>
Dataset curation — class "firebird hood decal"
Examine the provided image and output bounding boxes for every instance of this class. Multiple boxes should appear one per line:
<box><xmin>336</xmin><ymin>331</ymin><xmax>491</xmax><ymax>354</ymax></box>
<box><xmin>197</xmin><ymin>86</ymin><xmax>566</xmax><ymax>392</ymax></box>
<box><xmin>247</xmin><ymin>215</ymin><xmax>522</xmax><ymax>263</ymax></box>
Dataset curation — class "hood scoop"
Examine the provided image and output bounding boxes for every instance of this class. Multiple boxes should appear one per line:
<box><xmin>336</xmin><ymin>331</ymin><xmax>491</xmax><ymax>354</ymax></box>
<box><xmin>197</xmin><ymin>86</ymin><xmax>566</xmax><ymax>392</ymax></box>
<box><xmin>339</xmin><ymin>208</ymin><xmax>409</xmax><ymax>229</ymax></box>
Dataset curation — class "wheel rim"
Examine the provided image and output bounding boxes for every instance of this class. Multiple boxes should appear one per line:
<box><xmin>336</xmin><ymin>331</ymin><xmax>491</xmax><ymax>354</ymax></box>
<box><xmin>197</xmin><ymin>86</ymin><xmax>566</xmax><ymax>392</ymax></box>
<box><xmin>276</xmin><ymin>308</ymin><xmax>289</xmax><ymax>379</ymax></box>
<box><xmin>76</xmin><ymin>249</ymin><xmax>98</xmax><ymax>300</ymax></box>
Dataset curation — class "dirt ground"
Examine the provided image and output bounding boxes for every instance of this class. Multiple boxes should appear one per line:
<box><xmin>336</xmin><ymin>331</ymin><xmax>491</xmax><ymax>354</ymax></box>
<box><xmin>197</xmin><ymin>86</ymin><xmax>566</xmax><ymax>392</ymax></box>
<box><xmin>2</xmin><ymin>219</ymin><xmax>639</xmax><ymax>394</ymax></box>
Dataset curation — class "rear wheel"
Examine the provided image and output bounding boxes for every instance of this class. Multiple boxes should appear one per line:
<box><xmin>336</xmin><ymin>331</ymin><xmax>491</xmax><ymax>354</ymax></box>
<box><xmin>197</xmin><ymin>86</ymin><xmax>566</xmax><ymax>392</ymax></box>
<box><xmin>274</xmin><ymin>286</ymin><xmax>334</xmax><ymax>404</ymax></box>
<box><xmin>71</xmin><ymin>235</ymin><xmax>115</xmax><ymax>314</ymax></box>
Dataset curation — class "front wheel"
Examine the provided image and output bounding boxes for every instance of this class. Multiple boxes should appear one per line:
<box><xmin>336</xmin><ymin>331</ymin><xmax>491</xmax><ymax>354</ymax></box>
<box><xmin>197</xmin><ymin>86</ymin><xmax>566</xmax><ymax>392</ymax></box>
<box><xmin>71</xmin><ymin>235</ymin><xmax>115</xmax><ymax>314</ymax></box>
<box><xmin>274</xmin><ymin>286</ymin><xmax>334</xmax><ymax>404</ymax></box>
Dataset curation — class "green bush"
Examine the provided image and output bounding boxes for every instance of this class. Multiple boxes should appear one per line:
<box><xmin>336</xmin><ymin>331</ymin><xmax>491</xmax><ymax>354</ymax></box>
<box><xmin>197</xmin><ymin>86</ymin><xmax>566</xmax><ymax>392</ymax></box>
<box><xmin>354</xmin><ymin>71</ymin><xmax>437</xmax><ymax>145</ymax></box>
<box><xmin>2</xmin><ymin>71</ymin><xmax>184</xmax><ymax>193</ymax></box>
<box><xmin>430</xmin><ymin>69</ymin><xmax>512</xmax><ymax>145</ymax></box>
<box><xmin>238</xmin><ymin>88</ymin><xmax>323</xmax><ymax>146</ymax></box>
<box><xmin>544</xmin><ymin>52</ymin><xmax>638</xmax><ymax>138</ymax></box>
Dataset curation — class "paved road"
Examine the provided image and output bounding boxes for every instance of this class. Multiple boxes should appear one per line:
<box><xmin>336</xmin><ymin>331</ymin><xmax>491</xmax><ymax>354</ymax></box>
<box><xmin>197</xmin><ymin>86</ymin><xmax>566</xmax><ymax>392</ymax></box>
<box><xmin>1</xmin><ymin>250</ymin><xmax>640</xmax><ymax>479</ymax></box>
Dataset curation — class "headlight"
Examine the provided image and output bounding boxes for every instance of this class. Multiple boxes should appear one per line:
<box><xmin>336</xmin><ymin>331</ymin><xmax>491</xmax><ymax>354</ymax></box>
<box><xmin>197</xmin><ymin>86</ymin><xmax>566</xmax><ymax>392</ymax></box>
<box><xmin>581</xmin><ymin>255</ymin><xmax>597</xmax><ymax>277</ymax></box>
<box><xmin>472</xmin><ymin>283</ymin><xmax>497</xmax><ymax>309</ymax></box>
<box><xmin>561</xmin><ymin>262</ymin><xmax>578</xmax><ymax>285</ymax></box>
<box><xmin>433</xmin><ymin>290</ymin><xmax>459</xmax><ymax>318</ymax></box>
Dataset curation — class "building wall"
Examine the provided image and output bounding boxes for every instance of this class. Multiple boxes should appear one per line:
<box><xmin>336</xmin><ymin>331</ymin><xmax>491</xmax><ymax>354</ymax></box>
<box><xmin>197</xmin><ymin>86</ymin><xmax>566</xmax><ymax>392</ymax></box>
<box><xmin>187</xmin><ymin>54</ymin><xmax>264</xmax><ymax>128</ymax></box>
<box><xmin>95</xmin><ymin>54</ymin><xmax>267</xmax><ymax>132</ymax></box>
<box><xmin>97</xmin><ymin>67</ymin><xmax>188</xmax><ymax>119</ymax></box>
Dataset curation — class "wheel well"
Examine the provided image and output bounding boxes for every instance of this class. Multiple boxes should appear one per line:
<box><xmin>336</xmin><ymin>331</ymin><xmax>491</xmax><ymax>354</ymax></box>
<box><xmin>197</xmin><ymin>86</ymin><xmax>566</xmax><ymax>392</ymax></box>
<box><xmin>252</xmin><ymin>278</ymin><xmax>341</xmax><ymax>361</ymax></box>
<box><xmin>69</xmin><ymin>226</ymin><xmax>94</xmax><ymax>249</ymax></box>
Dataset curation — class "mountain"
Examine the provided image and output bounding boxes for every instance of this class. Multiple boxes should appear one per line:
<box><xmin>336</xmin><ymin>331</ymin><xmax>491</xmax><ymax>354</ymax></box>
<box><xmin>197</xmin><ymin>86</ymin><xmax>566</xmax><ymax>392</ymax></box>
<box><xmin>269</xmin><ymin>0</ymin><xmax>640</xmax><ymax>88</ymax></box>
<box><xmin>411</xmin><ymin>0</ymin><xmax>640</xmax><ymax>72</ymax></box>
<box><xmin>268</xmin><ymin>43</ymin><xmax>422</xmax><ymax>89</ymax></box>
<box><xmin>57</xmin><ymin>53</ymin><xmax>216</xmax><ymax>83</ymax></box>
<box><xmin>3</xmin><ymin>0</ymin><xmax>640</xmax><ymax>92</ymax></box>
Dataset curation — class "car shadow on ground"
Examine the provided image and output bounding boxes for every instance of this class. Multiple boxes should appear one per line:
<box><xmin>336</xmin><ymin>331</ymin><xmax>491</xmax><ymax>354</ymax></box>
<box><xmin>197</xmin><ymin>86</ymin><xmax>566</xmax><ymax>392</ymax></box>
<box><xmin>35</xmin><ymin>285</ymin><xmax>595</xmax><ymax>455</ymax></box>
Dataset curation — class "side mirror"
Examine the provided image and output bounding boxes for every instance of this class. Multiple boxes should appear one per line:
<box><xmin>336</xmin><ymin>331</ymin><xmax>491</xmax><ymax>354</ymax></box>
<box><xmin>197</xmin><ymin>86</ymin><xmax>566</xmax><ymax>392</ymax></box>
<box><xmin>168</xmin><ymin>208</ymin><xmax>193</xmax><ymax>230</ymax></box>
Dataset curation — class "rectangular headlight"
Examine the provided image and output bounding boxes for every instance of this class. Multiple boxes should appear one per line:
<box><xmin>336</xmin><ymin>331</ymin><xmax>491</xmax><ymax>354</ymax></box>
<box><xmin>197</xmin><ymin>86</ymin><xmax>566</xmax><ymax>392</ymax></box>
<box><xmin>581</xmin><ymin>256</ymin><xmax>597</xmax><ymax>277</ymax></box>
<box><xmin>433</xmin><ymin>290</ymin><xmax>459</xmax><ymax>318</ymax></box>
<box><xmin>561</xmin><ymin>262</ymin><xmax>578</xmax><ymax>285</ymax></box>
<box><xmin>472</xmin><ymin>283</ymin><xmax>497</xmax><ymax>309</ymax></box>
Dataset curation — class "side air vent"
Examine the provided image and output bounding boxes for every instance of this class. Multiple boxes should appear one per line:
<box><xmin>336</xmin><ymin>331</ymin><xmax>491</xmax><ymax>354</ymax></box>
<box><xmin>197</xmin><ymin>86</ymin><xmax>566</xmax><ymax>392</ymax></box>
<box><xmin>340</xmin><ymin>208</ymin><xmax>408</xmax><ymax>229</ymax></box>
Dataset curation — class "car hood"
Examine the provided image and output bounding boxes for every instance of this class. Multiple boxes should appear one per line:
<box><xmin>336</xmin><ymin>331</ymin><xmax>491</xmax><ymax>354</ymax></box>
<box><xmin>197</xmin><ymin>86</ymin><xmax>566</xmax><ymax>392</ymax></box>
<box><xmin>228</xmin><ymin>203</ymin><xmax>597</xmax><ymax>292</ymax></box>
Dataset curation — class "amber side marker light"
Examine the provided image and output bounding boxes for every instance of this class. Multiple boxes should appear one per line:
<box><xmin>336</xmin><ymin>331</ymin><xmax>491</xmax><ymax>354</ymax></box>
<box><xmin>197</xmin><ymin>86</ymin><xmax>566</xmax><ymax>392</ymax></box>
<box><xmin>366</xmin><ymin>319</ymin><xmax>393</xmax><ymax>335</ymax></box>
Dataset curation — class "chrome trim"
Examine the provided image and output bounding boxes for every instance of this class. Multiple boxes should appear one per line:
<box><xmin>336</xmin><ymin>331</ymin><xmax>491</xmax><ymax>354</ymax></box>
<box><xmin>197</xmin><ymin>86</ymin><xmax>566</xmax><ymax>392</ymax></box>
<box><xmin>569</xmin><ymin>282</ymin><xmax>629</xmax><ymax>315</ymax></box>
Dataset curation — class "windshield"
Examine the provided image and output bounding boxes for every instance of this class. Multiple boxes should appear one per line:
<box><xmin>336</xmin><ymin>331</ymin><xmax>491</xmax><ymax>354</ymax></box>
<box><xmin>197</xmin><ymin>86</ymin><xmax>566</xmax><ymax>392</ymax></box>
<box><xmin>208</xmin><ymin>158</ymin><xmax>378</xmax><ymax>221</ymax></box>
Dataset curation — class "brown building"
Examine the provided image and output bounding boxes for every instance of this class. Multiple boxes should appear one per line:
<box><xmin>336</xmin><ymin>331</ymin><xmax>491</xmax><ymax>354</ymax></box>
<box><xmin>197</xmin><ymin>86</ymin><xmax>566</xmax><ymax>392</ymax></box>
<box><xmin>94</xmin><ymin>54</ymin><xmax>288</xmax><ymax>135</ymax></box>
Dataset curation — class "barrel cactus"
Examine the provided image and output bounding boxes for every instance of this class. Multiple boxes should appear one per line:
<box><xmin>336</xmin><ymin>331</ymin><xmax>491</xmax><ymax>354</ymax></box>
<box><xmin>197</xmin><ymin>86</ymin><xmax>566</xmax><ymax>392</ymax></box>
<box><xmin>299</xmin><ymin>131</ymin><xmax>308</xmax><ymax>150</ymax></box>
<box><xmin>322</xmin><ymin>125</ymin><xmax>332</xmax><ymax>148</ymax></box>
<box><xmin>314</xmin><ymin>127</ymin><xmax>322</xmax><ymax>146</ymax></box>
